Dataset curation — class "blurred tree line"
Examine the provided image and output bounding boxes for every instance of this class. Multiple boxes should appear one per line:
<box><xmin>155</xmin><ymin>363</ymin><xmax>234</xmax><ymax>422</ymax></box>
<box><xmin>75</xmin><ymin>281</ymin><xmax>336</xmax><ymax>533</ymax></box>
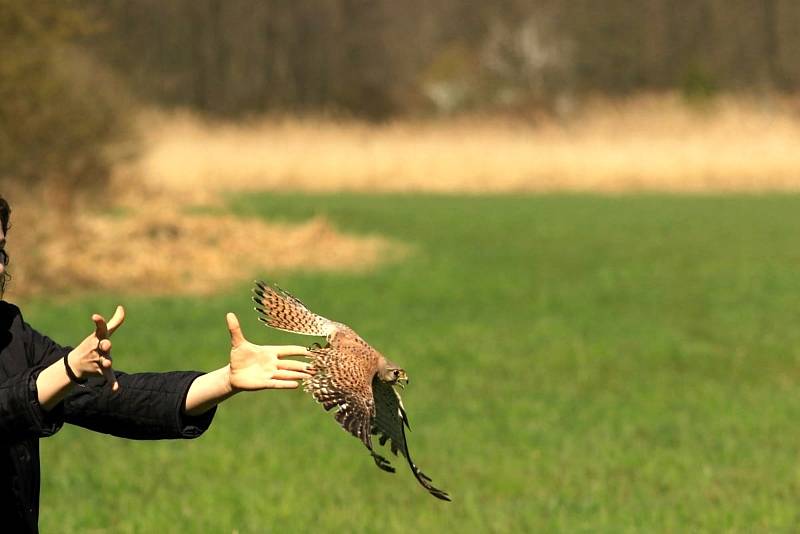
<box><xmin>87</xmin><ymin>0</ymin><xmax>800</xmax><ymax>117</ymax></box>
<box><xmin>2</xmin><ymin>0</ymin><xmax>799</xmax><ymax>192</ymax></box>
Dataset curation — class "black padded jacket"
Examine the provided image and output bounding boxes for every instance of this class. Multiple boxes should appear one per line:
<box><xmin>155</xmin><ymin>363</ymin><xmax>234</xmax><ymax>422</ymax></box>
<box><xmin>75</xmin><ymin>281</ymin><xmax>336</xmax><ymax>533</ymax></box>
<box><xmin>0</xmin><ymin>301</ymin><xmax>216</xmax><ymax>533</ymax></box>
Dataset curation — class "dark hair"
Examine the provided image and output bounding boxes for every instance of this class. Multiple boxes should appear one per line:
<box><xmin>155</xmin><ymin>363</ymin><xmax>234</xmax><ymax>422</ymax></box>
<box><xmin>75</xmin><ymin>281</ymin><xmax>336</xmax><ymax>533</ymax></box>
<box><xmin>0</xmin><ymin>196</ymin><xmax>10</xmax><ymax>296</ymax></box>
<box><xmin>0</xmin><ymin>196</ymin><xmax>8</xmax><ymax>235</ymax></box>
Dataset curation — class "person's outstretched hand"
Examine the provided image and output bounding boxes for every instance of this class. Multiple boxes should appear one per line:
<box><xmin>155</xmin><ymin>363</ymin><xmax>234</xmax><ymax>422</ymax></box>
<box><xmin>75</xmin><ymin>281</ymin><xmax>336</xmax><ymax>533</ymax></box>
<box><xmin>66</xmin><ymin>305</ymin><xmax>125</xmax><ymax>391</ymax></box>
<box><xmin>226</xmin><ymin>312</ymin><xmax>313</xmax><ymax>391</ymax></box>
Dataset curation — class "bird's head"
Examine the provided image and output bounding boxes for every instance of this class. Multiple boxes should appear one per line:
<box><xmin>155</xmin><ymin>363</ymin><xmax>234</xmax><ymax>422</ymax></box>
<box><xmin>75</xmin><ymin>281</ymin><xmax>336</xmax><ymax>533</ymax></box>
<box><xmin>378</xmin><ymin>361</ymin><xmax>409</xmax><ymax>387</ymax></box>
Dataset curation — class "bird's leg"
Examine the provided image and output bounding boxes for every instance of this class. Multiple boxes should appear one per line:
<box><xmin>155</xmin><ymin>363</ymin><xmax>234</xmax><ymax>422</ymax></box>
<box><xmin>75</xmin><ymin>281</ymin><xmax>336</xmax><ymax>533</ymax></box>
<box><xmin>371</xmin><ymin>452</ymin><xmax>396</xmax><ymax>473</ymax></box>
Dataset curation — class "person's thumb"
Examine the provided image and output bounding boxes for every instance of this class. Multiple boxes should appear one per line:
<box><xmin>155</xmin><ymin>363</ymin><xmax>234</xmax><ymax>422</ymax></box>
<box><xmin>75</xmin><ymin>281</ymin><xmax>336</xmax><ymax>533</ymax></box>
<box><xmin>227</xmin><ymin>312</ymin><xmax>245</xmax><ymax>348</ymax></box>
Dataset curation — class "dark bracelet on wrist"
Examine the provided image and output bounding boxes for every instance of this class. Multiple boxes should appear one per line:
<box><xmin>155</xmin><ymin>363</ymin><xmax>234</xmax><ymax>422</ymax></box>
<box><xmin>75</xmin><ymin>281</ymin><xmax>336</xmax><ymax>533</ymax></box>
<box><xmin>63</xmin><ymin>353</ymin><xmax>88</xmax><ymax>386</ymax></box>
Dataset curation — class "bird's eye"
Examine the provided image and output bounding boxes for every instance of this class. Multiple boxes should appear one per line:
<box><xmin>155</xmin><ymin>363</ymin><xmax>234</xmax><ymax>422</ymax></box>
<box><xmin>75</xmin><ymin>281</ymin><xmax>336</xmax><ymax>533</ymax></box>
<box><xmin>393</xmin><ymin>370</ymin><xmax>399</xmax><ymax>376</ymax></box>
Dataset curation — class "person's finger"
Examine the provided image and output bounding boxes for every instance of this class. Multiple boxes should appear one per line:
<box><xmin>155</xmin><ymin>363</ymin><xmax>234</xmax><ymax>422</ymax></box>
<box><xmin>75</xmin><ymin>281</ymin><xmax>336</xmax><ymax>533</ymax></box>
<box><xmin>100</xmin><ymin>361</ymin><xmax>118</xmax><ymax>391</ymax></box>
<box><xmin>265</xmin><ymin>379</ymin><xmax>300</xmax><ymax>389</ymax></box>
<box><xmin>92</xmin><ymin>314</ymin><xmax>109</xmax><ymax>340</ymax></box>
<box><xmin>109</xmin><ymin>373</ymin><xmax>119</xmax><ymax>392</ymax></box>
<box><xmin>272</xmin><ymin>370</ymin><xmax>312</xmax><ymax>381</ymax></box>
<box><xmin>277</xmin><ymin>359</ymin><xmax>315</xmax><ymax>373</ymax></box>
<box><xmin>97</xmin><ymin>338</ymin><xmax>112</xmax><ymax>354</ymax></box>
<box><xmin>94</xmin><ymin>338</ymin><xmax>118</xmax><ymax>390</ymax></box>
<box><xmin>275</xmin><ymin>345</ymin><xmax>314</xmax><ymax>358</ymax></box>
<box><xmin>226</xmin><ymin>313</ymin><xmax>245</xmax><ymax>348</ymax></box>
<box><xmin>107</xmin><ymin>305</ymin><xmax>126</xmax><ymax>335</ymax></box>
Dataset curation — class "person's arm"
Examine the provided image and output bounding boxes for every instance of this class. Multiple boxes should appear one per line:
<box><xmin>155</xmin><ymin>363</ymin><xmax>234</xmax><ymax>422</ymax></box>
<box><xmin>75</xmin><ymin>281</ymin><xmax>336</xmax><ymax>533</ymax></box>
<box><xmin>61</xmin><ymin>312</ymin><xmax>311</xmax><ymax>439</ymax></box>
<box><xmin>63</xmin><ymin>369</ymin><xmax>215</xmax><ymax>439</ymax></box>
<box><xmin>183</xmin><ymin>313</ymin><xmax>313</xmax><ymax>416</ymax></box>
<box><xmin>0</xmin><ymin>303</ymin><xmax>121</xmax><ymax>439</ymax></box>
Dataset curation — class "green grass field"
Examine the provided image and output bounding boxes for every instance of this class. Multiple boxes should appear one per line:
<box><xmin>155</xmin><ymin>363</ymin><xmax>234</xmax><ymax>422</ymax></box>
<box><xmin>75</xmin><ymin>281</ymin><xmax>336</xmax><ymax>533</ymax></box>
<box><xmin>24</xmin><ymin>193</ymin><xmax>800</xmax><ymax>532</ymax></box>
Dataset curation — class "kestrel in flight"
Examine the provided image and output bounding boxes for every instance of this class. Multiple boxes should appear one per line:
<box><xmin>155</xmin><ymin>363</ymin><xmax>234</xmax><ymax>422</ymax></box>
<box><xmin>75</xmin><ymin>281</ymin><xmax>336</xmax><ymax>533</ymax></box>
<box><xmin>252</xmin><ymin>281</ymin><xmax>451</xmax><ymax>501</ymax></box>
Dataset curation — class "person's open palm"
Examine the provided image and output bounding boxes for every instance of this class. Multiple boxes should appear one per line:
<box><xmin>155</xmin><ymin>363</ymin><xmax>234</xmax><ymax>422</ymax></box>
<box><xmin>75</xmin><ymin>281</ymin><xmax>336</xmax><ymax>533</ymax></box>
<box><xmin>226</xmin><ymin>313</ymin><xmax>313</xmax><ymax>391</ymax></box>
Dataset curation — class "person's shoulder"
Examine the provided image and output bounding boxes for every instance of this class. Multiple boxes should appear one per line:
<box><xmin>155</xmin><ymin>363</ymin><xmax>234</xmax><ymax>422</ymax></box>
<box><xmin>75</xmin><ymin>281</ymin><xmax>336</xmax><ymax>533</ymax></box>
<box><xmin>0</xmin><ymin>300</ymin><xmax>22</xmax><ymax>332</ymax></box>
<box><xmin>0</xmin><ymin>300</ymin><xmax>22</xmax><ymax>318</ymax></box>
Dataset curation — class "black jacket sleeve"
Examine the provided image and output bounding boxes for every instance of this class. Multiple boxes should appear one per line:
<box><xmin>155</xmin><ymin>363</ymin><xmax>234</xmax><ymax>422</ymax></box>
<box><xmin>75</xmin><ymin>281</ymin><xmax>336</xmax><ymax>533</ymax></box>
<box><xmin>62</xmin><ymin>370</ymin><xmax>216</xmax><ymax>439</ymax></box>
<box><xmin>0</xmin><ymin>368</ymin><xmax>64</xmax><ymax>439</ymax></box>
<box><xmin>0</xmin><ymin>303</ymin><xmax>69</xmax><ymax>439</ymax></box>
<box><xmin>0</xmin><ymin>301</ymin><xmax>216</xmax><ymax>441</ymax></box>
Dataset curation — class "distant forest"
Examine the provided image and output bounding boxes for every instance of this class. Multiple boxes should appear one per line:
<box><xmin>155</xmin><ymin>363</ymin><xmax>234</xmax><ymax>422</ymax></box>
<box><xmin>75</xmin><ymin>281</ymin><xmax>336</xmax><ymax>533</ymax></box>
<box><xmin>86</xmin><ymin>0</ymin><xmax>799</xmax><ymax>117</ymax></box>
<box><xmin>2</xmin><ymin>0</ymin><xmax>798</xmax><ymax>190</ymax></box>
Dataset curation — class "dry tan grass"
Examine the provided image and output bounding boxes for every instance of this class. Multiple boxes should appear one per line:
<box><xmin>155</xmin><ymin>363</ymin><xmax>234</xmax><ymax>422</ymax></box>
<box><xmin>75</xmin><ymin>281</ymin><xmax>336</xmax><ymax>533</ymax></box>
<box><xmin>130</xmin><ymin>93</ymin><xmax>800</xmax><ymax>195</ymax></box>
<box><xmin>3</xmin><ymin>193</ymin><xmax>404</xmax><ymax>300</ymax></box>
<box><xmin>8</xmin><ymin>93</ymin><xmax>800</xmax><ymax>299</ymax></box>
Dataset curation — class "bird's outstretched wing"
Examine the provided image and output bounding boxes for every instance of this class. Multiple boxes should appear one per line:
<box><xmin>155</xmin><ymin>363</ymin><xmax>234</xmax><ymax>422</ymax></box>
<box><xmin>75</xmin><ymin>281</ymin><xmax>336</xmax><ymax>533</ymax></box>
<box><xmin>371</xmin><ymin>377</ymin><xmax>451</xmax><ymax>501</ymax></box>
<box><xmin>253</xmin><ymin>281</ymin><xmax>339</xmax><ymax>338</ymax></box>
<box><xmin>304</xmin><ymin>346</ymin><xmax>376</xmax><ymax>448</ymax></box>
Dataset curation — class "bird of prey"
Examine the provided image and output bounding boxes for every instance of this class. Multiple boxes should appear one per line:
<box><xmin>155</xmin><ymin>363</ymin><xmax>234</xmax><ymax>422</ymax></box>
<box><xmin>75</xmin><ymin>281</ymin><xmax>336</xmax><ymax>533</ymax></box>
<box><xmin>252</xmin><ymin>281</ymin><xmax>451</xmax><ymax>501</ymax></box>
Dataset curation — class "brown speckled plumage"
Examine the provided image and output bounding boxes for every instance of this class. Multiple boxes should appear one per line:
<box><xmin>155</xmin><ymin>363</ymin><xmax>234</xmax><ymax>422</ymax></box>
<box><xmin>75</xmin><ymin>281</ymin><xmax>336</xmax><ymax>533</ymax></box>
<box><xmin>253</xmin><ymin>281</ymin><xmax>450</xmax><ymax>501</ymax></box>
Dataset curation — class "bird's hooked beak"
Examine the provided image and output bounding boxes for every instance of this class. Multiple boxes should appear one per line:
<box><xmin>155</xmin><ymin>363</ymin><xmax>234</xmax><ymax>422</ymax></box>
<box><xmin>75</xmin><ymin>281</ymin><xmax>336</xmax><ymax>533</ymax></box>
<box><xmin>388</xmin><ymin>367</ymin><xmax>409</xmax><ymax>387</ymax></box>
<box><xmin>397</xmin><ymin>373</ymin><xmax>409</xmax><ymax>389</ymax></box>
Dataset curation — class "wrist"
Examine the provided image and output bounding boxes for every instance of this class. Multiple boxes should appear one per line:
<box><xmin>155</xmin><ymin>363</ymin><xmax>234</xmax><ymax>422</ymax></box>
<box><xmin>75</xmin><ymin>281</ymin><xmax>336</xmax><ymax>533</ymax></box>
<box><xmin>183</xmin><ymin>365</ymin><xmax>237</xmax><ymax>416</ymax></box>
<box><xmin>64</xmin><ymin>351</ymin><xmax>88</xmax><ymax>385</ymax></box>
<box><xmin>224</xmin><ymin>364</ymin><xmax>239</xmax><ymax>395</ymax></box>
<box><xmin>37</xmin><ymin>357</ymin><xmax>77</xmax><ymax>410</ymax></box>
